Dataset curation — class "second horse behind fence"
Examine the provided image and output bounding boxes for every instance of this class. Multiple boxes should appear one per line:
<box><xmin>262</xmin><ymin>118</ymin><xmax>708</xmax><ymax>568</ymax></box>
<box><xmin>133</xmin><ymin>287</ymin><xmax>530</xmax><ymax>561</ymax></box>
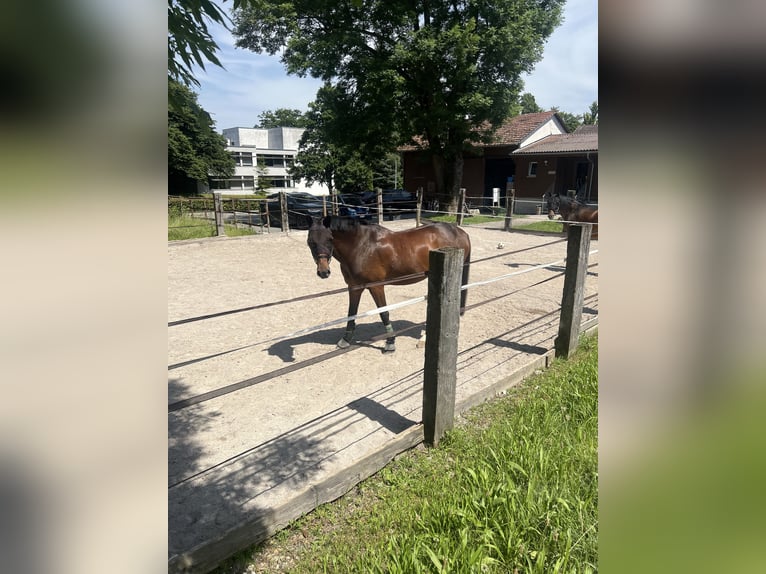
<box><xmin>545</xmin><ymin>192</ymin><xmax>598</xmax><ymax>239</ymax></box>
<box><xmin>306</xmin><ymin>216</ymin><xmax>471</xmax><ymax>352</ymax></box>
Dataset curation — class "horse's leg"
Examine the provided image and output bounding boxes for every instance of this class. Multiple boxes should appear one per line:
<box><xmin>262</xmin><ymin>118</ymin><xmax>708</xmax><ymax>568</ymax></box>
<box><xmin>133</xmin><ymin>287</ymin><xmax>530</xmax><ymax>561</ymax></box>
<box><xmin>338</xmin><ymin>286</ymin><xmax>363</xmax><ymax>348</ymax></box>
<box><xmin>368</xmin><ymin>285</ymin><xmax>395</xmax><ymax>353</ymax></box>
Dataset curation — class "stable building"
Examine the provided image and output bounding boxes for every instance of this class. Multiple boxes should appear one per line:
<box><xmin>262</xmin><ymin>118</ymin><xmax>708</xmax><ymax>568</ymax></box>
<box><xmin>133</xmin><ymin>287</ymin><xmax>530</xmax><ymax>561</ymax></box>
<box><xmin>401</xmin><ymin>112</ymin><xmax>598</xmax><ymax>214</ymax></box>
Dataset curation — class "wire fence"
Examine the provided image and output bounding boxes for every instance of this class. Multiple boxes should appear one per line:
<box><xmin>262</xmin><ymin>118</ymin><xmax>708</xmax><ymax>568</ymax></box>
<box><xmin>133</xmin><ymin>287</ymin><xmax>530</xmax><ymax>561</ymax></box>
<box><xmin>168</xmin><ymin>229</ymin><xmax>598</xmax><ymax>413</ymax></box>
<box><xmin>168</xmin><ymin>188</ymin><xmax>600</xmax><ymax>238</ymax></box>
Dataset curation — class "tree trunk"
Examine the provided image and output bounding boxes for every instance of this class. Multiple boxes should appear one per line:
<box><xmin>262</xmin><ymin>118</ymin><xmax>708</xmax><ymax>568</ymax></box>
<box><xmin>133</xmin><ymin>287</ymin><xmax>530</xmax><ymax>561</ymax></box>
<box><xmin>432</xmin><ymin>152</ymin><xmax>464</xmax><ymax>214</ymax></box>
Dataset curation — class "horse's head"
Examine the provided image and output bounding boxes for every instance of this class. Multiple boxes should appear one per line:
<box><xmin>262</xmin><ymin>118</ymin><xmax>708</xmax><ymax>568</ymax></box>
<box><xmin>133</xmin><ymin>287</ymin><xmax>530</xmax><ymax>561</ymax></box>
<box><xmin>558</xmin><ymin>195</ymin><xmax>579</xmax><ymax>221</ymax></box>
<box><xmin>307</xmin><ymin>216</ymin><xmax>334</xmax><ymax>279</ymax></box>
<box><xmin>546</xmin><ymin>193</ymin><xmax>561</xmax><ymax>220</ymax></box>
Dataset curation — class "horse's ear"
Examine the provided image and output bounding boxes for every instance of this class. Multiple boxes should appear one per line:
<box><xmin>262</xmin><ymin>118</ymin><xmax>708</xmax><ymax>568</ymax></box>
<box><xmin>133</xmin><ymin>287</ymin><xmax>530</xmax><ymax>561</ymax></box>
<box><xmin>305</xmin><ymin>214</ymin><xmax>316</xmax><ymax>229</ymax></box>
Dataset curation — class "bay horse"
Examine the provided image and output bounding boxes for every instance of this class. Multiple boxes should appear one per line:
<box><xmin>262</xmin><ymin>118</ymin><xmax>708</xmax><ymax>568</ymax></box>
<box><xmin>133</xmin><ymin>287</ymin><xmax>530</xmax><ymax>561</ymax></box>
<box><xmin>545</xmin><ymin>192</ymin><xmax>599</xmax><ymax>239</ymax></box>
<box><xmin>306</xmin><ymin>216</ymin><xmax>471</xmax><ymax>352</ymax></box>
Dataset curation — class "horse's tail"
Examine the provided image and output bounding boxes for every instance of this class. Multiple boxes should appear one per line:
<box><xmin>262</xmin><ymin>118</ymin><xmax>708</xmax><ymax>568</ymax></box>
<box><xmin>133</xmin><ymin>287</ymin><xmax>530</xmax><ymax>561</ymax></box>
<box><xmin>460</xmin><ymin>244</ymin><xmax>471</xmax><ymax>316</ymax></box>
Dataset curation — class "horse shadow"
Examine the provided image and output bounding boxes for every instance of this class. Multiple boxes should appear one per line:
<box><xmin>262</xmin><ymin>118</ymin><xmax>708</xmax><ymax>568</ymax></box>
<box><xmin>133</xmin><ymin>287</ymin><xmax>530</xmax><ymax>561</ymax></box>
<box><xmin>347</xmin><ymin>396</ymin><xmax>416</xmax><ymax>434</ymax></box>
<box><xmin>267</xmin><ymin>320</ymin><xmax>423</xmax><ymax>363</ymax></box>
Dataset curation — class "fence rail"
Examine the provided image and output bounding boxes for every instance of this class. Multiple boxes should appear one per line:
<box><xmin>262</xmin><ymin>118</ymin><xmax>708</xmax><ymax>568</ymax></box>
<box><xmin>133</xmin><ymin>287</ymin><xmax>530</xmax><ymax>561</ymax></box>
<box><xmin>169</xmin><ymin>189</ymin><xmax>597</xmax><ymax>238</ymax></box>
<box><xmin>168</xmin><ymin>223</ymin><xmax>596</xmax><ymax>441</ymax></box>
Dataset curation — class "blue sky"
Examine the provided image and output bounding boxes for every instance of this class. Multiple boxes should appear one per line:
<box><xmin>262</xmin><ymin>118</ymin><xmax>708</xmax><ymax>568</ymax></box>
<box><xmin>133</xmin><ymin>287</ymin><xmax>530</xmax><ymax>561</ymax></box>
<box><xmin>195</xmin><ymin>0</ymin><xmax>597</xmax><ymax>131</ymax></box>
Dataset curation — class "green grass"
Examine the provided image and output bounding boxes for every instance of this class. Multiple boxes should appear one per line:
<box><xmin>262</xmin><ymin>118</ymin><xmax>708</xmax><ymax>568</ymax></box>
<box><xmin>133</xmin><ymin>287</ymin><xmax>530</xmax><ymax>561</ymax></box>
<box><xmin>428</xmin><ymin>213</ymin><xmax>509</xmax><ymax>225</ymax></box>
<box><xmin>515</xmin><ymin>220</ymin><xmax>565</xmax><ymax>233</ymax></box>
<box><xmin>168</xmin><ymin>214</ymin><xmax>256</xmax><ymax>241</ymax></box>
<box><xmin>217</xmin><ymin>333</ymin><xmax>598</xmax><ymax>573</ymax></box>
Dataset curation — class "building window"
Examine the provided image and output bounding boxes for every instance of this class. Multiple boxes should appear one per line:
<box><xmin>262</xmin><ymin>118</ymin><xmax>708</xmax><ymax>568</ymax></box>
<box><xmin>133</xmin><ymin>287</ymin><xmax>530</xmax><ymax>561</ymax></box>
<box><xmin>260</xmin><ymin>154</ymin><xmax>287</xmax><ymax>168</ymax></box>
<box><xmin>269</xmin><ymin>176</ymin><xmax>294</xmax><ymax>188</ymax></box>
<box><xmin>210</xmin><ymin>176</ymin><xmax>255</xmax><ymax>190</ymax></box>
<box><xmin>527</xmin><ymin>161</ymin><xmax>538</xmax><ymax>177</ymax></box>
<box><xmin>230</xmin><ymin>152</ymin><xmax>253</xmax><ymax>166</ymax></box>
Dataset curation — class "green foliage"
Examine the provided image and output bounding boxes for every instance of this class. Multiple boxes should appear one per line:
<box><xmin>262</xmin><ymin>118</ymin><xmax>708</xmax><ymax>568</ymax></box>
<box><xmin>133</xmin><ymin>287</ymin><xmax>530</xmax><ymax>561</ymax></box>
<box><xmin>255</xmin><ymin>108</ymin><xmax>308</xmax><ymax>128</ymax></box>
<box><xmin>551</xmin><ymin>107</ymin><xmax>583</xmax><ymax>133</ymax></box>
<box><xmin>290</xmin><ymin>85</ymin><xmax>374</xmax><ymax>193</ymax></box>
<box><xmin>254</xmin><ymin>157</ymin><xmax>272</xmax><ymax>194</ymax></box>
<box><xmin>167</xmin><ymin>0</ymin><xmax>229</xmax><ymax>88</ymax></box>
<box><xmin>582</xmin><ymin>101</ymin><xmax>598</xmax><ymax>125</ymax></box>
<box><xmin>233</xmin><ymin>0</ymin><xmax>565</xmax><ymax>207</ymax></box>
<box><xmin>168</xmin><ymin>213</ymin><xmax>255</xmax><ymax>241</ymax></box>
<box><xmin>168</xmin><ymin>79</ymin><xmax>235</xmax><ymax>194</ymax></box>
<box><xmin>371</xmin><ymin>153</ymin><xmax>404</xmax><ymax>190</ymax></box>
<box><xmin>519</xmin><ymin>92</ymin><xmax>544</xmax><ymax>114</ymax></box>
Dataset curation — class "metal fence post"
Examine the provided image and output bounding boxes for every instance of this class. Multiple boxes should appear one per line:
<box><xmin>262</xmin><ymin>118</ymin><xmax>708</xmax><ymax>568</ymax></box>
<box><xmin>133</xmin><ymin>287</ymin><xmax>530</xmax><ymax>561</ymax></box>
<box><xmin>423</xmin><ymin>247</ymin><xmax>464</xmax><ymax>447</ymax></box>
<box><xmin>555</xmin><ymin>223</ymin><xmax>592</xmax><ymax>358</ymax></box>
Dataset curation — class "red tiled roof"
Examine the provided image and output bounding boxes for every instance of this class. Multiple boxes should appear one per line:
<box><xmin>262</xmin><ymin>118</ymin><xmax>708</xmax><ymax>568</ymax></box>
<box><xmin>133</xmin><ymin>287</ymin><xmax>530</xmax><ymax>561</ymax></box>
<box><xmin>512</xmin><ymin>126</ymin><xmax>598</xmax><ymax>155</ymax></box>
<box><xmin>484</xmin><ymin>111</ymin><xmax>558</xmax><ymax>145</ymax></box>
<box><xmin>574</xmin><ymin>124</ymin><xmax>598</xmax><ymax>134</ymax></box>
<box><xmin>400</xmin><ymin>111</ymin><xmax>560</xmax><ymax>151</ymax></box>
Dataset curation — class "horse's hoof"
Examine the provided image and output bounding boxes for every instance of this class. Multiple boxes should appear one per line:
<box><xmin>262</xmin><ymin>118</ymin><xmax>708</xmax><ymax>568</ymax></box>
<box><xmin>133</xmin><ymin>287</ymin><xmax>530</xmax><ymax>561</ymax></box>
<box><xmin>384</xmin><ymin>342</ymin><xmax>396</xmax><ymax>353</ymax></box>
<box><xmin>337</xmin><ymin>338</ymin><xmax>351</xmax><ymax>349</ymax></box>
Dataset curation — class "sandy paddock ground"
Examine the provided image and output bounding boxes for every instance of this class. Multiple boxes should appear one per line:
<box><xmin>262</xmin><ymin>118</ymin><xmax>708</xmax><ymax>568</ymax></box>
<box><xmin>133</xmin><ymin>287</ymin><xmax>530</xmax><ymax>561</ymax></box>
<box><xmin>168</xmin><ymin>218</ymin><xmax>598</xmax><ymax>560</ymax></box>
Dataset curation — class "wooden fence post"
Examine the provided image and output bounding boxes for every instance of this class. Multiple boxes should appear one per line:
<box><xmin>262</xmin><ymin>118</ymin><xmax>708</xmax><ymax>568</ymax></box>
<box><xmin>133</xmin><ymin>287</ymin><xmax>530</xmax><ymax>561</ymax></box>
<box><xmin>262</xmin><ymin>199</ymin><xmax>271</xmax><ymax>232</ymax></box>
<box><xmin>416</xmin><ymin>186</ymin><xmax>423</xmax><ymax>226</ymax></box>
<box><xmin>456</xmin><ymin>188</ymin><xmax>466</xmax><ymax>226</ymax></box>
<box><xmin>213</xmin><ymin>192</ymin><xmax>225</xmax><ymax>236</ymax></box>
<box><xmin>375</xmin><ymin>187</ymin><xmax>383</xmax><ymax>224</ymax></box>
<box><xmin>555</xmin><ymin>223</ymin><xmax>592</xmax><ymax>358</ymax></box>
<box><xmin>279</xmin><ymin>190</ymin><xmax>289</xmax><ymax>233</ymax></box>
<box><xmin>504</xmin><ymin>183</ymin><xmax>514</xmax><ymax>231</ymax></box>
<box><xmin>423</xmin><ymin>247</ymin><xmax>464</xmax><ymax>447</ymax></box>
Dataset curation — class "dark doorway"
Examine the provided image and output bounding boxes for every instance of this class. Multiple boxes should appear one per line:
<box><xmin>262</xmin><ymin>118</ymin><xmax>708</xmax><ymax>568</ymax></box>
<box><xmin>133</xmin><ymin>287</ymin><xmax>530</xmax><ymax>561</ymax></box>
<box><xmin>484</xmin><ymin>158</ymin><xmax>515</xmax><ymax>207</ymax></box>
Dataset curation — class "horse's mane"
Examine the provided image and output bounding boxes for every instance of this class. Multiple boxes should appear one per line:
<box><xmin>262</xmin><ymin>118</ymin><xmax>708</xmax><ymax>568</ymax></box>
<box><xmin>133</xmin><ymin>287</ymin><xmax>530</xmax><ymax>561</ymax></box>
<box><xmin>325</xmin><ymin>216</ymin><xmax>376</xmax><ymax>232</ymax></box>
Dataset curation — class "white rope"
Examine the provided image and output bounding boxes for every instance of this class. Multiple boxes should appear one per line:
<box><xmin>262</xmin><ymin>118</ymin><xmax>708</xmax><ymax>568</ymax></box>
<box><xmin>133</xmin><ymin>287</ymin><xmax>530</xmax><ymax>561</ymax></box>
<box><xmin>461</xmin><ymin>257</ymin><xmax>566</xmax><ymax>290</ymax></box>
<box><xmin>462</xmin><ymin>249</ymin><xmax>598</xmax><ymax>290</ymax></box>
<box><xmin>557</xmin><ymin>218</ymin><xmax>599</xmax><ymax>225</ymax></box>
<box><xmin>257</xmin><ymin>249</ymin><xmax>597</xmax><ymax>347</ymax></box>
<box><xmin>258</xmin><ymin>295</ymin><xmax>427</xmax><ymax>346</ymax></box>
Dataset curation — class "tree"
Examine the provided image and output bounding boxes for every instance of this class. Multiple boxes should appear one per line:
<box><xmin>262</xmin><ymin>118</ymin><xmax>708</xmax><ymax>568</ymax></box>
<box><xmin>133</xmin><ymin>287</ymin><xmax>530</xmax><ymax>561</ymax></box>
<box><xmin>168</xmin><ymin>79</ymin><xmax>235</xmax><ymax>194</ymax></box>
<box><xmin>582</xmin><ymin>101</ymin><xmax>598</xmax><ymax>125</ymax></box>
<box><xmin>289</xmin><ymin>85</ymin><xmax>374</xmax><ymax>194</ymax></box>
<box><xmin>168</xmin><ymin>0</ymin><xmax>230</xmax><ymax>89</ymax></box>
<box><xmin>371</xmin><ymin>153</ymin><xmax>403</xmax><ymax>190</ymax></box>
<box><xmin>255</xmin><ymin>108</ymin><xmax>308</xmax><ymax>128</ymax></box>
<box><xmin>551</xmin><ymin>107</ymin><xmax>582</xmax><ymax>133</ymax></box>
<box><xmin>233</xmin><ymin>0</ymin><xmax>564</xmax><ymax>211</ymax></box>
<box><xmin>519</xmin><ymin>92</ymin><xmax>543</xmax><ymax>114</ymax></box>
<box><xmin>255</xmin><ymin>157</ymin><xmax>273</xmax><ymax>194</ymax></box>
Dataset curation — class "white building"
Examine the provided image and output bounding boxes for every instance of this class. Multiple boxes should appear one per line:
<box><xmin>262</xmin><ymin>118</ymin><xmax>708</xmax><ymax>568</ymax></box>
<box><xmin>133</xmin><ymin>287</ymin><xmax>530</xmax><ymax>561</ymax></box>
<box><xmin>210</xmin><ymin>127</ymin><xmax>326</xmax><ymax>196</ymax></box>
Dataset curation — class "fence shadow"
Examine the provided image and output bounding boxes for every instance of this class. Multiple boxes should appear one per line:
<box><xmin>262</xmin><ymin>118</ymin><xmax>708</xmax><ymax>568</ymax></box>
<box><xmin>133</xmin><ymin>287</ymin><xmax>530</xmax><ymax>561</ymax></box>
<box><xmin>485</xmin><ymin>338</ymin><xmax>549</xmax><ymax>355</ymax></box>
<box><xmin>168</xmin><ymin>377</ymin><xmax>333</xmax><ymax>571</ymax></box>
